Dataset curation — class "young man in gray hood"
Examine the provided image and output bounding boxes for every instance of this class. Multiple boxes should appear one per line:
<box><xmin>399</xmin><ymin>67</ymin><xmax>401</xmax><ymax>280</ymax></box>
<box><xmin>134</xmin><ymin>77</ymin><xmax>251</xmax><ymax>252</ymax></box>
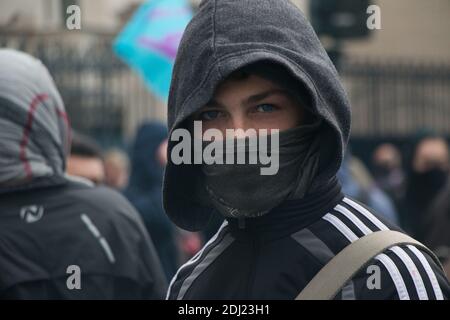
<box><xmin>164</xmin><ymin>0</ymin><xmax>449</xmax><ymax>299</ymax></box>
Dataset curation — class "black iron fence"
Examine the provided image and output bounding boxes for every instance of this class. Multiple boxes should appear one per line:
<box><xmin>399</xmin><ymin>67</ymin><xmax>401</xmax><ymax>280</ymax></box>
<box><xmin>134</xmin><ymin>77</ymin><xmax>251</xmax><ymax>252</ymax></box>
<box><xmin>340</xmin><ymin>59</ymin><xmax>450</xmax><ymax>137</ymax></box>
<box><xmin>1</xmin><ymin>32</ymin><xmax>449</xmax><ymax>146</ymax></box>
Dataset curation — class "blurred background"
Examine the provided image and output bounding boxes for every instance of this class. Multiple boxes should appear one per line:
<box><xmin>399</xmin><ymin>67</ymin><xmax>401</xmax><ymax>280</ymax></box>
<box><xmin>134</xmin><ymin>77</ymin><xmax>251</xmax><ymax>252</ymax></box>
<box><xmin>1</xmin><ymin>0</ymin><xmax>449</xmax><ymax>275</ymax></box>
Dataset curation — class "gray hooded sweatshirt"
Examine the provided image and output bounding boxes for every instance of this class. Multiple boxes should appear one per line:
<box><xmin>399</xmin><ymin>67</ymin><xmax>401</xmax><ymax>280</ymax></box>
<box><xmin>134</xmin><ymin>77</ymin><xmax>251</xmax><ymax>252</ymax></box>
<box><xmin>165</xmin><ymin>0</ymin><xmax>449</xmax><ymax>300</ymax></box>
<box><xmin>0</xmin><ymin>49</ymin><xmax>69</xmax><ymax>188</ymax></box>
<box><xmin>164</xmin><ymin>0</ymin><xmax>350</xmax><ymax>231</ymax></box>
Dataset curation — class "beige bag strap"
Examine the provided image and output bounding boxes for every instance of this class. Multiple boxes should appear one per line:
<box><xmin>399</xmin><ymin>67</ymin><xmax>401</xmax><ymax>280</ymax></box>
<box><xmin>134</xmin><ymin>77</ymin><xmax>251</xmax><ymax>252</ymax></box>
<box><xmin>296</xmin><ymin>230</ymin><xmax>443</xmax><ymax>300</ymax></box>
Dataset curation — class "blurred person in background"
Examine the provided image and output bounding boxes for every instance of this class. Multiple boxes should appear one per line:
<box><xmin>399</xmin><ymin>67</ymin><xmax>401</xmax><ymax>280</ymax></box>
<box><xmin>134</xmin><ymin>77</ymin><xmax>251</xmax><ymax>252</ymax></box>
<box><xmin>124</xmin><ymin>122</ymin><xmax>180</xmax><ymax>281</ymax></box>
<box><xmin>424</xmin><ymin>179</ymin><xmax>450</xmax><ymax>279</ymax></box>
<box><xmin>338</xmin><ymin>149</ymin><xmax>400</xmax><ymax>225</ymax></box>
<box><xmin>67</xmin><ymin>131</ymin><xmax>105</xmax><ymax>185</ymax></box>
<box><xmin>103</xmin><ymin>148</ymin><xmax>130</xmax><ymax>190</ymax></box>
<box><xmin>0</xmin><ymin>49</ymin><xmax>167</xmax><ymax>299</ymax></box>
<box><xmin>371</xmin><ymin>143</ymin><xmax>405</xmax><ymax>207</ymax></box>
<box><xmin>400</xmin><ymin>132</ymin><xmax>449</xmax><ymax>242</ymax></box>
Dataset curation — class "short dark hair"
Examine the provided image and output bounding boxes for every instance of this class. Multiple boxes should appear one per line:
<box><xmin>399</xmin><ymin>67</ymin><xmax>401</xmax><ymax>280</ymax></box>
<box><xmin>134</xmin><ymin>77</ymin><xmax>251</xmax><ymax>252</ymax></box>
<box><xmin>225</xmin><ymin>60</ymin><xmax>312</xmax><ymax>112</ymax></box>
<box><xmin>226</xmin><ymin>68</ymin><xmax>252</xmax><ymax>82</ymax></box>
<box><xmin>70</xmin><ymin>131</ymin><xmax>103</xmax><ymax>160</ymax></box>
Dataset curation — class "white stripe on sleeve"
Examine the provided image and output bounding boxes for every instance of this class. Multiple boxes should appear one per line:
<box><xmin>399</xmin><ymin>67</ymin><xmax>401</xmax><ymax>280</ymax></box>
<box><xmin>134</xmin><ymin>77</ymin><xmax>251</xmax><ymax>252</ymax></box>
<box><xmin>334</xmin><ymin>204</ymin><xmax>373</xmax><ymax>235</ymax></box>
<box><xmin>323</xmin><ymin>213</ymin><xmax>359</xmax><ymax>243</ymax></box>
<box><xmin>342</xmin><ymin>197</ymin><xmax>388</xmax><ymax>231</ymax></box>
<box><xmin>390</xmin><ymin>246</ymin><xmax>429</xmax><ymax>300</ymax></box>
<box><xmin>407</xmin><ymin>245</ymin><xmax>444</xmax><ymax>300</ymax></box>
<box><xmin>375</xmin><ymin>253</ymin><xmax>410</xmax><ymax>300</ymax></box>
<box><xmin>166</xmin><ymin>220</ymin><xmax>228</xmax><ymax>300</ymax></box>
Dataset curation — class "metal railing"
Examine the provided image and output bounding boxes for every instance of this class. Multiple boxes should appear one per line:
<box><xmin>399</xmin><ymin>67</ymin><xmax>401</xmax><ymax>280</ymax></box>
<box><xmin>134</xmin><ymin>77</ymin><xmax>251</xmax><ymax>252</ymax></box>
<box><xmin>340</xmin><ymin>59</ymin><xmax>450</xmax><ymax>137</ymax></box>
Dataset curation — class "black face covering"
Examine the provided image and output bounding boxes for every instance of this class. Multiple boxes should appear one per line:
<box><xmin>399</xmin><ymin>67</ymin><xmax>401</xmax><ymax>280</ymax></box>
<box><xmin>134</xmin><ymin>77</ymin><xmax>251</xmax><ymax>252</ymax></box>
<box><xmin>199</xmin><ymin>120</ymin><xmax>322</xmax><ymax>219</ymax></box>
<box><xmin>373</xmin><ymin>164</ymin><xmax>392</xmax><ymax>180</ymax></box>
<box><xmin>408</xmin><ymin>167</ymin><xmax>449</xmax><ymax>204</ymax></box>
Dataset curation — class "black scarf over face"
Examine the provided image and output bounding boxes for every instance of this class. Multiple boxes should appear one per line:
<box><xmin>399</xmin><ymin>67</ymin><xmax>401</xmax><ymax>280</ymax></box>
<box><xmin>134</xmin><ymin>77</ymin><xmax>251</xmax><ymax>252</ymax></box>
<box><xmin>192</xmin><ymin>62</ymin><xmax>323</xmax><ymax>219</ymax></box>
<box><xmin>406</xmin><ymin>168</ymin><xmax>449</xmax><ymax>210</ymax></box>
<box><xmin>199</xmin><ymin>119</ymin><xmax>322</xmax><ymax>219</ymax></box>
<box><xmin>402</xmin><ymin>132</ymin><xmax>450</xmax><ymax>240</ymax></box>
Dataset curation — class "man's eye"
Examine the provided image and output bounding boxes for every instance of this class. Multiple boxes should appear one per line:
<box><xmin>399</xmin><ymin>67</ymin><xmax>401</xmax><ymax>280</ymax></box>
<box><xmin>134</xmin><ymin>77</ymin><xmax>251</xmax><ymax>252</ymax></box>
<box><xmin>255</xmin><ymin>104</ymin><xmax>276</xmax><ymax>113</ymax></box>
<box><xmin>199</xmin><ymin>110</ymin><xmax>223</xmax><ymax>120</ymax></box>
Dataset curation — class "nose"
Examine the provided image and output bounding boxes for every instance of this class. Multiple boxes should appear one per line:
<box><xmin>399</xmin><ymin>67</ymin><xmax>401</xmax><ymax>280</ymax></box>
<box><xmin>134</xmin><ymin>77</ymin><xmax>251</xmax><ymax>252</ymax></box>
<box><xmin>230</xmin><ymin>116</ymin><xmax>255</xmax><ymax>139</ymax></box>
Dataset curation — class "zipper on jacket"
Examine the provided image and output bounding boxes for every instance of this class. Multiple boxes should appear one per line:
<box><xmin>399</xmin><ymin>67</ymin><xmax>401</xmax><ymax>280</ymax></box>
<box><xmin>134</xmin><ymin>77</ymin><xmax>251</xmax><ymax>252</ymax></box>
<box><xmin>246</xmin><ymin>235</ymin><xmax>260</xmax><ymax>297</ymax></box>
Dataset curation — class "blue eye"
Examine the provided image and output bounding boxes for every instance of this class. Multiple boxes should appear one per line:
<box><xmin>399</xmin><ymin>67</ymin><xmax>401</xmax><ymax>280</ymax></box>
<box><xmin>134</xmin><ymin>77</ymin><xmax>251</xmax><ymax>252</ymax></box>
<box><xmin>199</xmin><ymin>110</ymin><xmax>222</xmax><ymax>121</ymax></box>
<box><xmin>256</xmin><ymin>104</ymin><xmax>276</xmax><ymax>113</ymax></box>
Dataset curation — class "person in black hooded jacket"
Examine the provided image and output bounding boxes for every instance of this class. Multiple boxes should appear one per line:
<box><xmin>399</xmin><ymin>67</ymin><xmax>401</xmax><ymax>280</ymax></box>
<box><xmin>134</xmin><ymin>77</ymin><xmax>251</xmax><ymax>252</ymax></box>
<box><xmin>0</xmin><ymin>49</ymin><xmax>167</xmax><ymax>299</ymax></box>
<box><xmin>400</xmin><ymin>132</ymin><xmax>449</xmax><ymax>242</ymax></box>
<box><xmin>425</xmin><ymin>180</ymin><xmax>450</xmax><ymax>278</ymax></box>
<box><xmin>124</xmin><ymin>122</ymin><xmax>179</xmax><ymax>281</ymax></box>
<box><xmin>163</xmin><ymin>0</ymin><xmax>449</xmax><ymax>300</ymax></box>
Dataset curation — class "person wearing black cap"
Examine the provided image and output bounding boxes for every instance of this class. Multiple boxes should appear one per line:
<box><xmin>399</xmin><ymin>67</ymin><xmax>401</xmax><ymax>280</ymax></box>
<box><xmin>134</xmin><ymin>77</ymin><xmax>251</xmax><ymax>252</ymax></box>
<box><xmin>164</xmin><ymin>0</ymin><xmax>449</xmax><ymax>300</ymax></box>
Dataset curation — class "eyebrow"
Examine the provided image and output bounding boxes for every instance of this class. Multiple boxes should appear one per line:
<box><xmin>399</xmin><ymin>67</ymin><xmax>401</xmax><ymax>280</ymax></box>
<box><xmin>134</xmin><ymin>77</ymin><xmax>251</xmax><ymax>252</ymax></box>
<box><xmin>205</xmin><ymin>89</ymin><xmax>290</xmax><ymax>109</ymax></box>
<box><xmin>243</xmin><ymin>89</ymin><xmax>290</xmax><ymax>105</ymax></box>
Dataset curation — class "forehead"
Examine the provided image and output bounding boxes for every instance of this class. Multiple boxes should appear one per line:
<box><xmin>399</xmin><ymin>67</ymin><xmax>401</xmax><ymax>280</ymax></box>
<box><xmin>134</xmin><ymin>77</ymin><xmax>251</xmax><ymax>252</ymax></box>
<box><xmin>375</xmin><ymin>145</ymin><xmax>399</xmax><ymax>159</ymax></box>
<box><xmin>416</xmin><ymin>138</ymin><xmax>449</xmax><ymax>159</ymax></box>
